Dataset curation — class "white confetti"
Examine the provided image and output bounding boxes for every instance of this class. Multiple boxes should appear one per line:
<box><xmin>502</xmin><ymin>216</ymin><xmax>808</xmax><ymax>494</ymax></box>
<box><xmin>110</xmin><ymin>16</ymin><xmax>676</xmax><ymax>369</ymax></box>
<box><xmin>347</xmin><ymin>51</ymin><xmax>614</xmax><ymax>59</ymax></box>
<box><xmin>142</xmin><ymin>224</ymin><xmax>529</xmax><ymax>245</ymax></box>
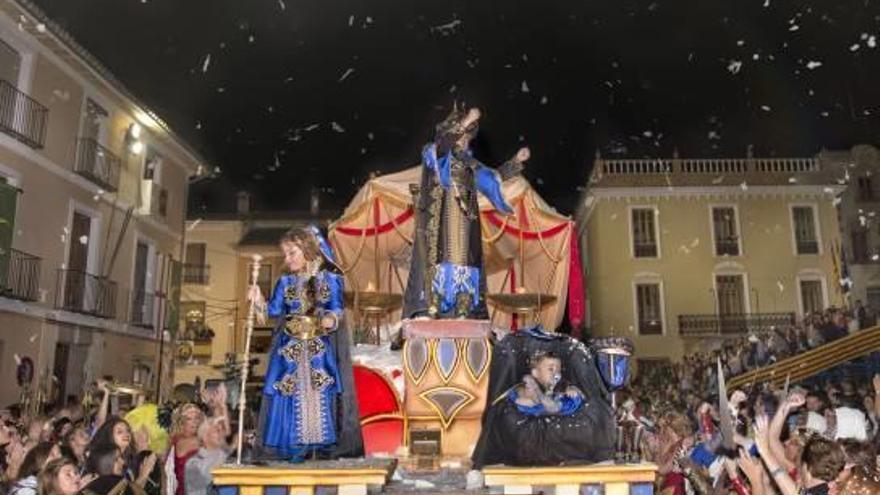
<box><xmin>430</xmin><ymin>19</ymin><xmax>462</xmax><ymax>35</ymax></box>
<box><xmin>760</xmin><ymin>105</ymin><xmax>771</xmax><ymax>112</ymax></box>
<box><xmin>788</xmin><ymin>177</ymin><xmax>797</xmax><ymax>183</ymax></box>
<box><xmin>740</xmin><ymin>181</ymin><xmax>749</xmax><ymax>191</ymax></box>
<box><xmin>349</xmin><ymin>15</ymin><xmax>354</xmax><ymax>27</ymax></box>
<box><xmin>248</xmin><ymin>34</ymin><xmax>255</xmax><ymax>43</ymax></box>
<box><xmin>777</xmin><ymin>281</ymin><xmax>785</xmax><ymax>292</ymax></box>
<box><xmin>850</xmin><ymin>43</ymin><xmax>860</xmax><ymax>52</ymax></box>
<box><xmin>278</xmin><ymin>0</ymin><xmax>286</xmax><ymax>10</ymax></box>
<box><xmin>540</xmin><ymin>95</ymin><xmax>549</xmax><ymax>105</ymax></box>
<box><xmin>736</xmin><ymin>40</ymin><xmax>745</xmax><ymax>46</ymax></box>
<box><xmin>338</xmin><ymin>67</ymin><xmax>355</xmax><ymax>82</ymax></box>
<box><xmin>304</xmin><ymin>123</ymin><xmax>320</xmax><ymax>131</ymax></box>
<box><xmin>521</xmin><ymin>81</ymin><xmax>530</xmax><ymax>93</ymax></box>
<box><xmin>201</xmin><ymin>54</ymin><xmax>211</xmax><ymax>73</ymax></box>
<box><xmin>712</xmin><ymin>175</ymin><xmax>724</xmax><ymax>184</ymax></box>
<box><xmin>763</xmin><ymin>0</ymin><xmax>770</xmax><ymax>7</ymax></box>
<box><xmin>195</xmin><ymin>121</ymin><xmax>202</xmax><ymax>130</ymax></box>
<box><xmin>642</xmin><ymin>130</ymin><xmax>653</xmax><ymax>138</ymax></box>
<box><xmin>806</xmin><ymin>60</ymin><xmax>822</xmax><ymax>70</ymax></box>
<box><xmin>868</xmin><ymin>36</ymin><xmax>877</xmax><ymax>49</ymax></box>
<box><xmin>78</xmin><ymin>235</ymin><xmax>88</xmax><ymax>245</ymax></box>
<box><xmin>35</xmin><ymin>23</ymin><xmax>45</xmax><ymax>33</ymax></box>
<box><xmin>187</xmin><ymin>219</ymin><xmax>202</xmax><ymax>231</ymax></box>
<box><xmin>708</xmin><ymin>130</ymin><xmax>721</xmax><ymax>140</ymax></box>
<box><xmin>331</xmin><ymin>122</ymin><xmax>346</xmax><ymax>133</ymax></box>
<box><xmin>789</xmin><ymin>24</ymin><xmax>799</xmax><ymax>32</ymax></box>
<box><xmin>727</xmin><ymin>60</ymin><xmax>742</xmax><ymax>74</ymax></box>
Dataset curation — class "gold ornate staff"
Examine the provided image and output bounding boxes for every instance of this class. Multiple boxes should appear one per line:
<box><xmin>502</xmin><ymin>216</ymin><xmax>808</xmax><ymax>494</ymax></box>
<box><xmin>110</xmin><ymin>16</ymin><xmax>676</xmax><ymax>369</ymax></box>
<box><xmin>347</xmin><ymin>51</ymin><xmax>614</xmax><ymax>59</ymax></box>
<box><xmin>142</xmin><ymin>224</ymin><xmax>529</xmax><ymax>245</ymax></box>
<box><xmin>237</xmin><ymin>254</ymin><xmax>263</xmax><ymax>464</ymax></box>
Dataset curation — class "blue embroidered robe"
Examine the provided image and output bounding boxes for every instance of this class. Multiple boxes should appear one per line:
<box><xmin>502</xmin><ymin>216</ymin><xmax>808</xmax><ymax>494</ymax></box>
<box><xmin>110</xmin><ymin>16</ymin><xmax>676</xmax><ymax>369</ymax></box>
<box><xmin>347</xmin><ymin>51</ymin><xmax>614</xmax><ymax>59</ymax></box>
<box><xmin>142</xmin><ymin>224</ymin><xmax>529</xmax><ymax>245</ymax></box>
<box><xmin>261</xmin><ymin>271</ymin><xmax>344</xmax><ymax>457</ymax></box>
<box><xmin>402</xmin><ymin>130</ymin><xmax>521</xmax><ymax>319</ymax></box>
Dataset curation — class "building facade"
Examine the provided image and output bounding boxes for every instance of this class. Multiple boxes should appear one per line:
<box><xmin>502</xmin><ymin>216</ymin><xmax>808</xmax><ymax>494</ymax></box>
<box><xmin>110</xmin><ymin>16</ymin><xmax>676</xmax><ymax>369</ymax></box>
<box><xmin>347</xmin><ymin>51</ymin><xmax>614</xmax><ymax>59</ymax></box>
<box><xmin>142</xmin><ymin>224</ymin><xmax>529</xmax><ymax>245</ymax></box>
<box><xmin>576</xmin><ymin>151</ymin><xmax>845</xmax><ymax>362</ymax></box>
<box><xmin>818</xmin><ymin>145</ymin><xmax>880</xmax><ymax>313</ymax></box>
<box><xmin>0</xmin><ymin>0</ymin><xmax>207</xmax><ymax>407</ymax></box>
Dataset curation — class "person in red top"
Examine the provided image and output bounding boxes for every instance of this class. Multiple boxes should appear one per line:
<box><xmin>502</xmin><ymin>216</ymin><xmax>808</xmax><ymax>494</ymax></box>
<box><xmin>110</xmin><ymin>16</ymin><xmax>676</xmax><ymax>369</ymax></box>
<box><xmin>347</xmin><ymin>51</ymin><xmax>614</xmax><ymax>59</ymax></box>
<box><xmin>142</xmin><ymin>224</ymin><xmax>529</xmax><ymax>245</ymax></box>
<box><xmin>163</xmin><ymin>404</ymin><xmax>204</xmax><ymax>495</ymax></box>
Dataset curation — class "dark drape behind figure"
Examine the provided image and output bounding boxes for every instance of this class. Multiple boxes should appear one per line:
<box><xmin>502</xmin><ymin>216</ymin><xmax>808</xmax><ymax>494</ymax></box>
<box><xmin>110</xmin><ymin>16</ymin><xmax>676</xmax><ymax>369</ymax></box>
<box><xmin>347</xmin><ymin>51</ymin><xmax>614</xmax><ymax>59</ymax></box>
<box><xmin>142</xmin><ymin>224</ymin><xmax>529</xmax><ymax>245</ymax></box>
<box><xmin>471</xmin><ymin>326</ymin><xmax>616</xmax><ymax>468</ymax></box>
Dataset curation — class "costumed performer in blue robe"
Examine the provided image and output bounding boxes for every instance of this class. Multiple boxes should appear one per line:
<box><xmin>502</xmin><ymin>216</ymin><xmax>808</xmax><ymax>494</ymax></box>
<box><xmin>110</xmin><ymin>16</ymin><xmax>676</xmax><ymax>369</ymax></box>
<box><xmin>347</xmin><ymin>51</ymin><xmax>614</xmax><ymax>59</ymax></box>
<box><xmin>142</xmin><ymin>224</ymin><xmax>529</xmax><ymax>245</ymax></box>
<box><xmin>251</xmin><ymin>226</ymin><xmax>363</xmax><ymax>461</ymax></box>
<box><xmin>399</xmin><ymin>105</ymin><xmax>530</xmax><ymax>331</ymax></box>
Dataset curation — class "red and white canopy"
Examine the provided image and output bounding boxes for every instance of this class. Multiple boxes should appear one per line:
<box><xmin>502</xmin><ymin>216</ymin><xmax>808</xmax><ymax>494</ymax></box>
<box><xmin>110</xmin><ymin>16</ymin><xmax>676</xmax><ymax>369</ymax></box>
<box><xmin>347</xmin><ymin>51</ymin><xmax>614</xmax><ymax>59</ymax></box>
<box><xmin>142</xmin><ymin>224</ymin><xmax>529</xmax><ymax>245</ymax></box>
<box><xmin>328</xmin><ymin>166</ymin><xmax>583</xmax><ymax>331</ymax></box>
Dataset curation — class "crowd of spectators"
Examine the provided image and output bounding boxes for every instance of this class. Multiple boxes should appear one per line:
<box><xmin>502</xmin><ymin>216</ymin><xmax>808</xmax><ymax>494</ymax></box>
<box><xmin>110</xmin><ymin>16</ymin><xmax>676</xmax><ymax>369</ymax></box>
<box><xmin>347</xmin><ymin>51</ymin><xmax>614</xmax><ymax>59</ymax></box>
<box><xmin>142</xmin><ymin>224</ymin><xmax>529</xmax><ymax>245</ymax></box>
<box><xmin>0</xmin><ymin>381</ymin><xmax>232</xmax><ymax>495</ymax></box>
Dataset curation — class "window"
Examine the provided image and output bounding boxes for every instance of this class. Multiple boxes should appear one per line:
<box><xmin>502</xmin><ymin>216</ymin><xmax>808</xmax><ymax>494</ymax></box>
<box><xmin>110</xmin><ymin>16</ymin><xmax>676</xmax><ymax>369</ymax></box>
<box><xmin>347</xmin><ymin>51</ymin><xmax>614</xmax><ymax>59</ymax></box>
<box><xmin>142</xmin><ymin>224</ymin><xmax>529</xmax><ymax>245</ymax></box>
<box><xmin>635</xmin><ymin>282</ymin><xmax>663</xmax><ymax>335</ymax></box>
<box><xmin>130</xmin><ymin>241</ymin><xmax>154</xmax><ymax>327</ymax></box>
<box><xmin>799</xmin><ymin>280</ymin><xmax>824</xmax><ymax>315</ymax></box>
<box><xmin>158</xmin><ymin>189</ymin><xmax>168</xmax><ymax>218</ymax></box>
<box><xmin>80</xmin><ymin>98</ymin><xmax>108</xmax><ymax>142</ymax></box>
<box><xmin>183</xmin><ymin>243</ymin><xmax>209</xmax><ymax>284</ymax></box>
<box><xmin>858</xmin><ymin>176</ymin><xmax>875</xmax><ymax>202</ymax></box>
<box><xmin>792</xmin><ymin>206</ymin><xmax>819</xmax><ymax>255</ymax></box>
<box><xmin>180</xmin><ymin>301</ymin><xmax>208</xmax><ymax>341</ymax></box>
<box><xmin>0</xmin><ymin>40</ymin><xmax>21</xmax><ymax>85</ymax></box>
<box><xmin>716</xmin><ymin>274</ymin><xmax>747</xmax><ymax>334</ymax></box>
<box><xmin>866</xmin><ymin>287</ymin><xmax>880</xmax><ymax>315</ymax></box>
<box><xmin>631</xmin><ymin>208</ymin><xmax>658</xmax><ymax>258</ymax></box>
<box><xmin>0</xmin><ymin>182</ymin><xmax>18</xmax><ymax>290</ymax></box>
<box><xmin>712</xmin><ymin>207</ymin><xmax>740</xmax><ymax>256</ymax></box>
<box><xmin>143</xmin><ymin>148</ymin><xmax>163</xmax><ymax>181</ymax></box>
<box><xmin>852</xmin><ymin>228</ymin><xmax>869</xmax><ymax>263</ymax></box>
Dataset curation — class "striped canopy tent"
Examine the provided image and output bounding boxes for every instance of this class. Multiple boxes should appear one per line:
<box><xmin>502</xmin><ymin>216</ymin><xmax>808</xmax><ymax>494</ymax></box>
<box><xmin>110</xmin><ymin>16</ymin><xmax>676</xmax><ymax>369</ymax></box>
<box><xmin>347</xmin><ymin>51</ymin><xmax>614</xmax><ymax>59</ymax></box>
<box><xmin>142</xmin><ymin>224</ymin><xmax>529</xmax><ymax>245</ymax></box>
<box><xmin>328</xmin><ymin>166</ymin><xmax>584</xmax><ymax>332</ymax></box>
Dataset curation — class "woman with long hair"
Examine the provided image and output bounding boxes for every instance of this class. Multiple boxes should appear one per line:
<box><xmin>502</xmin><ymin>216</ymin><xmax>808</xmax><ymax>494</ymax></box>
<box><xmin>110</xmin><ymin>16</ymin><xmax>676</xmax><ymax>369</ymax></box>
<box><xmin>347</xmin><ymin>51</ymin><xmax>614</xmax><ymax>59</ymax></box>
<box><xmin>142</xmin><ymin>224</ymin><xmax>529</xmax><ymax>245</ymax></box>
<box><xmin>162</xmin><ymin>403</ymin><xmax>204</xmax><ymax>495</ymax></box>
<box><xmin>249</xmin><ymin>226</ymin><xmax>362</xmax><ymax>461</ymax></box>
<box><xmin>89</xmin><ymin>417</ymin><xmax>156</xmax><ymax>489</ymax></box>
<box><xmin>36</xmin><ymin>458</ymin><xmax>86</xmax><ymax>495</ymax></box>
<box><xmin>9</xmin><ymin>442</ymin><xmax>59</xmax><ymax>495</ymax></box>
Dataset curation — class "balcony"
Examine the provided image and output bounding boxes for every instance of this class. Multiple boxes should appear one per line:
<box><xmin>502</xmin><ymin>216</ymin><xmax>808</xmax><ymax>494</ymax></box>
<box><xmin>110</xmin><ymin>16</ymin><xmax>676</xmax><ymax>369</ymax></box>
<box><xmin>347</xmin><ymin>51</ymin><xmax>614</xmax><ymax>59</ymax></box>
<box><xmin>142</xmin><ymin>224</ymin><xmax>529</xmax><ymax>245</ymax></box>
<box><xmin>183</xmin><ymin>264</ymin><xmax>210</xmax><ymax>285</ymax></box>
<box><xmin>796</xmin><ymin>240</ymin><xmax>819</xmax><ymax>255</ymax></box>
<box><xmin>0</xmin><ymin>249</ymin><xmax>41</xmax><ymax>301</ymax></box>
<box><xmin>55</xmin><ymin>269</ymin><xmax>117</xmax><ymax>319</ymax></box>
<box><xmin>74</xmin><ymin>138</ymin><xmax>121</xmax><ymax>192</ymax></box>
<box><xmin>0</xmin><ymin>79</ymin><xmax>48</xmax><ymax>149</ymax></box>
<box><xmin>715</xmin><ymin>239</ymin><xmax>740</xmax><ymax>256</ymax></box>
<box><xmin>678</xmin><ymin>312</ymin><xmax>796</xmax><ymax>337</ymax></box>
<box><xmin>633</xmin><ymin>242</ymin><xmax>657</xmax><ymax>258</ymax></box>
<box><xmin>129</xmin><ymin>289</ymin><xmax>156</xmax><ymax>328</ymax></box>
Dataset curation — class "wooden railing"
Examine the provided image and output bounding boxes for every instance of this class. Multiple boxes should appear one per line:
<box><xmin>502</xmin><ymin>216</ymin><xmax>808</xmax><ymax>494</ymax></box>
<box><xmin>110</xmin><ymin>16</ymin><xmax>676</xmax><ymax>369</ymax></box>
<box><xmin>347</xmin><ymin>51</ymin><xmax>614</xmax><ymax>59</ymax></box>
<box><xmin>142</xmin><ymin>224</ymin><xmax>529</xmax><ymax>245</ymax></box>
<box><xmin>727</xmin><ymin>325</ymin><xmax>880</xmax><ymax>390</ymax></box>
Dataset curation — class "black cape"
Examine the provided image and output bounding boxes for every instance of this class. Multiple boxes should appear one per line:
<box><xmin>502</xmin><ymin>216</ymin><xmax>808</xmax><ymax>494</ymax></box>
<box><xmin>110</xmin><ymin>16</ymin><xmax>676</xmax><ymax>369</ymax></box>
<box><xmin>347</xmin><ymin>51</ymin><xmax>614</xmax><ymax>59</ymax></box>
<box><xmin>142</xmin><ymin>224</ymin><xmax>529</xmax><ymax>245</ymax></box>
<box><xmin>471</xmin><ymin>327</ymin><xmax>616</xmax><ymax>468</ymax></box>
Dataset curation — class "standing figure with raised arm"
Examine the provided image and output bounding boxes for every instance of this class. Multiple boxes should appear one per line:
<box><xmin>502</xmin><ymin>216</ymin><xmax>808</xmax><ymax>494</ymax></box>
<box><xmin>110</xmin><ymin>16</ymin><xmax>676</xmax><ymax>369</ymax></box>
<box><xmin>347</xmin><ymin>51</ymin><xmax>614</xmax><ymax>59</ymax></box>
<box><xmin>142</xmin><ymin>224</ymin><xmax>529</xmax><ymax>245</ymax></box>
<box><xmin>401</xmin><ymin>105</ymin><xmax>530</xmax><ymax>330</ymax></box>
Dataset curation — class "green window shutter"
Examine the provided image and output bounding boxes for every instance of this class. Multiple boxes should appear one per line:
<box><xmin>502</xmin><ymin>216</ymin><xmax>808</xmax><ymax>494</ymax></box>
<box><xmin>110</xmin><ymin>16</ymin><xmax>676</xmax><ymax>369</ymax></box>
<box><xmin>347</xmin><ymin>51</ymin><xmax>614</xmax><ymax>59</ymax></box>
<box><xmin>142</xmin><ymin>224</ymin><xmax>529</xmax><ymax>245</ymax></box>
<box><xmin>0</xmin><ymin>182</ymin><xmax>18</xmax><ymax>289</ymax></box>
<box><xmin>165</xmin><ymin>259</ymin><xmax>182</xmax><ymax>335</ymax></box>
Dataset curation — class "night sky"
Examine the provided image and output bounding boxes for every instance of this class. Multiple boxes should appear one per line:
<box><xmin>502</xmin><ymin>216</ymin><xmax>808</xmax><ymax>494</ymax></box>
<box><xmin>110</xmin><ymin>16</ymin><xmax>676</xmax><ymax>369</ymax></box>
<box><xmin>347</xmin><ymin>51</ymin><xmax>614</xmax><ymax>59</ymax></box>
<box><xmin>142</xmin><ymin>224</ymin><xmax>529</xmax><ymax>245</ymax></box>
<box><xmin>31</xmin><ymin>0</ymin><xmax>880</xmax><ymax>215</ymax></box>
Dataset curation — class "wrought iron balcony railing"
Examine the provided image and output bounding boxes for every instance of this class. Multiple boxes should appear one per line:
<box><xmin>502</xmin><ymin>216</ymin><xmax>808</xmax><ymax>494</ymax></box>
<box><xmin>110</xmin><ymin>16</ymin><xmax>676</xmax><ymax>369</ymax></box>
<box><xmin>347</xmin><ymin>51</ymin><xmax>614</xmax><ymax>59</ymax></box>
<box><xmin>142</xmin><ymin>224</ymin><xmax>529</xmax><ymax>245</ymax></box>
<box><xmin>633</xmin><ymin>242</ymin><xmax>658</xmax><ymax>258</ymax></box>
<box><xmin>55</xmin><ymin>269</ymin><xmax>117</xmax><ymax>319</ymax></box>
<box><xmin>74</xmin><ymin>137</ymin><xmax>121</xmax><ymax>192</ymax></box>
<box><xmin>129</xmin><ymin>289</ymin><xmax>156</xmax><ymax>328</ymax></box>
<box><xmin>183</xmin><ymin>263</ymin><xmax>210</xmax><ymax>285</ymax></box>
<box><xmin>678</xmin><ymin>312</ymin><xmax>796</xmax><ymax>337</ymax></box>
<box><xmin>796</xmin><ymin>240</ymin><xmax>819</xmax><ymax>255</ymax></box>
<box><xmin>0</xmin><ymin>79</ymin><xmax>48</xmax><ymax>149</ymax></box>
<box><xmin>0</xmin><ymin>248</ymin><xmax>41</xmax><ymax>301</ymax></box>
<box><xmin>715</xmin><ymin>239</ymin><xmax>740</xmax><ymax>256</ymax></box>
